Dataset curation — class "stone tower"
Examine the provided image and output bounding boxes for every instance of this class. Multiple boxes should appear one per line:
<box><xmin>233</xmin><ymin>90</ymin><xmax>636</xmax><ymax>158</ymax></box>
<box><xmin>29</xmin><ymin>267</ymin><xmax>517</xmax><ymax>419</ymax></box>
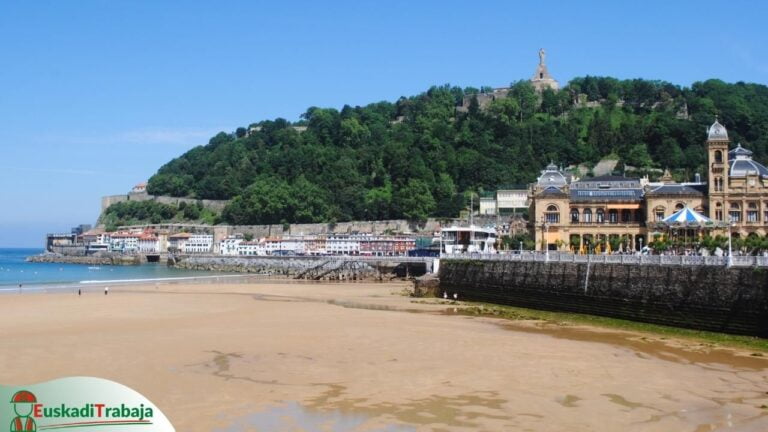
<box><xmin>707</xmin><ymin>118</ymin><xmax>730</xmax><ymax>221</ymax></box>
<box><xmin>530</xmin><ymin>48</ymin><xmax>559</xmax><ymax>92</ymax></box>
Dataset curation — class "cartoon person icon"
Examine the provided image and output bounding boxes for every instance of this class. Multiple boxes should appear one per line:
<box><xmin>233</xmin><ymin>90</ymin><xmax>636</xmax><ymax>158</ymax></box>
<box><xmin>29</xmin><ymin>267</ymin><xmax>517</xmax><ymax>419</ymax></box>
<box><xmin>10</xmin><ymin>390</ymin><xmax>36</xmax><ymax>432</ymax></box>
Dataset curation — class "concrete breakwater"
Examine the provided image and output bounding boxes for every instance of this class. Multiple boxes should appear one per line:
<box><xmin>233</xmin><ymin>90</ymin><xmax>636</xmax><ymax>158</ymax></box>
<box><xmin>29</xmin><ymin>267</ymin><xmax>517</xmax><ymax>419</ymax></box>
<box><xmin>439</xmin><ymin>260</ymin><xmax>768</xmax><ymax>337</ymax></box>
<box><xmin>172</xmin><ymin>256</ymin><xmax>387</xmax><ymax>280</ymax></box>
<box><xmin>27</xmin><ymin>253</ymin><xmax>142</xmax><ymax>266</ymax></box>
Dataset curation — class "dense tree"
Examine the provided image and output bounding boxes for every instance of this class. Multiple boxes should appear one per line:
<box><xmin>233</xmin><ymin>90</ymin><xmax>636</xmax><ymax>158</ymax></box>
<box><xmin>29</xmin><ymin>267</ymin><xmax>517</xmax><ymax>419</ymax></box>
<box><xmin>139</xmin><ymin>77</ymin><xmax>768</xmax><ymax>225</ymax></box>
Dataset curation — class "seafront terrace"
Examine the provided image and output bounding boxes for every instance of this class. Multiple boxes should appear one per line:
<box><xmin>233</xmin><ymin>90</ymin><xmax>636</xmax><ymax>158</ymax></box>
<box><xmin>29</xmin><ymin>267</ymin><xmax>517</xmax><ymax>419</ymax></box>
<box><xmin>441</xmin><ymin>251</ymin><xmax>768</xmax><ymax>267</ymax></box>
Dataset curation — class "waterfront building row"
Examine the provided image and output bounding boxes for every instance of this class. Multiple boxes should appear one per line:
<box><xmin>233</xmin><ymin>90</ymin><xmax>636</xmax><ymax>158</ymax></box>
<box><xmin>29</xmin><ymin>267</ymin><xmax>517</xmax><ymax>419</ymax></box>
<box><xmin>219</xmin><ymin>234</ymin><xmax>416</xmax><ymax>257</ymax></box>
<box><xmin>49</xmin><ymin>228</ymin><xmax>417</xmax><ymax>257</ymax></box>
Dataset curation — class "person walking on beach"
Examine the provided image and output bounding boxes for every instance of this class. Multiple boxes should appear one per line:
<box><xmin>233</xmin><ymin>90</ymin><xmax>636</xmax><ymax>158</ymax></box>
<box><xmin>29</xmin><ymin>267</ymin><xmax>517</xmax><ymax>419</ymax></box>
<box><xmin>104</xmin><ymin>286</ymin><xmax>109</xmax><ymax>296</ymax></box>
<box><xmin>78</xmin><ymin>289</ymin><xmax>81</xmax><ymax>296</ymax></box>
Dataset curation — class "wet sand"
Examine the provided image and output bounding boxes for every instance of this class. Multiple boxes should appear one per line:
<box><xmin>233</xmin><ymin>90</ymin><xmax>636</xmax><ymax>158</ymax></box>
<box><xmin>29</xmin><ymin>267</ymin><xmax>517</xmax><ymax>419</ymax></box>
<box><xmin>0</xmin><ymin>280</ymin><xmax>767</xmax><ymax>431</ymax></box>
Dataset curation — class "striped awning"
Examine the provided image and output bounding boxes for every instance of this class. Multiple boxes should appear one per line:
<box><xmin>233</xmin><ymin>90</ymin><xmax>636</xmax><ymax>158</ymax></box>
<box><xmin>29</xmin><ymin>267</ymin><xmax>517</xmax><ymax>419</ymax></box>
<box><xmin>658</xmin><ymin>206</ymin><xmax>725</xmax><ymax>228</ymax></box>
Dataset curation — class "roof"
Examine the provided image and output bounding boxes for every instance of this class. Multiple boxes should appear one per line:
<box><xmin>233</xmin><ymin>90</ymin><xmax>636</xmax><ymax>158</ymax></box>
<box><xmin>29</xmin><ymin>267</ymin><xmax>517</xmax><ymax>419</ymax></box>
<box><xmin>537</xmin><ymin>163</ymin><xmax>567</xmax><ymax>187</ymax></box>
<box><xmin>576</xmin><ymin>175</ymin><xmax>639</xmax><ymax>183</ymax></box>
<box><xmin>570</xmin><ymin>189</ymin><xmax>644</xmax><ymax>202</ymax></box>
<box><xmin>538</xmin><ymin>186</ymin><xmax>568</xmax><ymax>197</ymax></box>
<box><xmin>708</xmin><ymin>119</ymin><xmax>729</xmax><ymax>141</ymax></box>
<box><xmin>169</xmin><ymin>233</ymin><xmax>192</xmax><ymax>239</ymax></box>
<box><xmin>646</xmin><ymin>184</ymin><xmax>706</xmax><ymax>196</ymax></box>
<box><xmin>82</xmin><ymin>228</ymin><xmax>107</xmax><ymax>236</ymax></box>
<box><xmin>729</xmin><ymin>143</ymin><xmax>752</xmax><ymax>157</ymax></box>
<box><xmin>729</xmin><ymin>158</ymin><xmax>768</xmax><ymax>177</ymax></box>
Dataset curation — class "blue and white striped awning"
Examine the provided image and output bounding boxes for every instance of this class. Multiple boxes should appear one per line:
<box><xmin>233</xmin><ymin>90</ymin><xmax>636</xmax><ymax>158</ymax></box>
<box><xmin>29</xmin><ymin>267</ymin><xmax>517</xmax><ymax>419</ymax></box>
<box><xmin>661</xmin><ymin>206</ymin><xmax>712</xmax><ymax>225</ymax></box>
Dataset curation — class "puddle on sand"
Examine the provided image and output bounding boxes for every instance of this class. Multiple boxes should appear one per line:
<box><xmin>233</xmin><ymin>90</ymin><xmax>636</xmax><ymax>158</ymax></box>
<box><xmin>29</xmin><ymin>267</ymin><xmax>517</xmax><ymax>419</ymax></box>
<box><xmin>217</xmin><ymin>384</ymin><xmax>513</xmax><ymax>431</ymax></box>
<box><xmin>495</xmin><ymin>321</ymin><xmax>768</xmax><ymax>371</ymax></box>
<box><xmin>303</xmin><ymin>383</ymin><xmax>511</xmax><ymax>429</ymax></box>
<box><xmin>556</xmin><ymin>394</ymin><xmax>581</xmax><ymax>408</ymax></box>
<box><xmin>601</xmin><ymin>393</ymin><xmax>661</xmax><ymax>411</ymax></box>
<box><xmin>215</xmin><ymin>401</ymin><xmax>414</xmax><ymax>432</ymax></box>
<box><xmin>185</xmin><ymin>350</ymin><xmax>284</xmax><ymax>386</ymax></box>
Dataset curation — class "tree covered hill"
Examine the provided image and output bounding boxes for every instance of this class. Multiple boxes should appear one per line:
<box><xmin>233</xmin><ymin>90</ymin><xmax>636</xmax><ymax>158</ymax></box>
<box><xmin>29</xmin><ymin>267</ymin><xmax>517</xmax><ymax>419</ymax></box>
<box><xmin>144</xmin><ymin>77</ymin><xmax>768</xmax><ymax>225</ymax></box>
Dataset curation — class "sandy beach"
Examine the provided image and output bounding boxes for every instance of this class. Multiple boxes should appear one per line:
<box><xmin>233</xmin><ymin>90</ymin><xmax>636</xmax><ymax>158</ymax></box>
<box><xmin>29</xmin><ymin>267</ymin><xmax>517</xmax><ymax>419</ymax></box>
<box><xmin>0</xmin><ymin>279</ymin><xmax>767</xmax><ymax>431</ymax></box>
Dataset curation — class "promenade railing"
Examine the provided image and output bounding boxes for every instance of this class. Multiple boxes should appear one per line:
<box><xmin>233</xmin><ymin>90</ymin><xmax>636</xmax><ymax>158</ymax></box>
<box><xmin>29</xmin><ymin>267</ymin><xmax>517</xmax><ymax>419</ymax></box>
<box><xmin>440</xmin><ymin>251</ymin><xmax>768</xmax><ymax>267</ymax></box>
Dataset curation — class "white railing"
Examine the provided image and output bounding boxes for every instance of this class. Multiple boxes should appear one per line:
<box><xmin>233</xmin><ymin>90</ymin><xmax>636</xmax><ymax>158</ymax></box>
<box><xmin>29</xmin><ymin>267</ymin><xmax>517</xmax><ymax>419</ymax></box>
<box><xmin>440</xmin><ymin>252</ymin><xmax>768</xmax><ymax>267</ymax></box>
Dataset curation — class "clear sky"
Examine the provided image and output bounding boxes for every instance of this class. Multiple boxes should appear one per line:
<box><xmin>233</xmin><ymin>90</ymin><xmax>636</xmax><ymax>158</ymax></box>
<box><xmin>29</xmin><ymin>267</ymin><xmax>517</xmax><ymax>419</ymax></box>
<box><xmin>1</xmin><ymin>0</ymin><xmax>767</xmax><ymax>247</ymax></box>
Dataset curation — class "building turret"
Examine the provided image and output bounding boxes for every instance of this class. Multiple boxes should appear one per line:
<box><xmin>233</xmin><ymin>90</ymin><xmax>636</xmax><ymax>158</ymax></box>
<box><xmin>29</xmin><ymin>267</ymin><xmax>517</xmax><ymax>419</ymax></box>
<box><xmin>706</xmin><ymin>118</ymin><xmax>730</xmax><ymax>221</ymax></box>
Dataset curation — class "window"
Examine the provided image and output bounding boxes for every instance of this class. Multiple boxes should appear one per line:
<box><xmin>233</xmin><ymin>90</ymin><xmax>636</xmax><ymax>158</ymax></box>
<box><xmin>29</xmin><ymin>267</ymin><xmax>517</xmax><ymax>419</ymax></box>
<box><xmin>608</xmin><ymin>209</ymin><xmax>618</xmax><ymax>223</ymax></box>
<box><xmin>654</xmin><ymin>207</ymin><xmax>665</xmax><ymax>222</ymax></box>
<box><xmin>583</xmin><ymin>209</ymin><xmax>592</xmax><ymax>223</ymax></box>
<box><xmin>570</xmin><ymin>208</ymin><xmax>579</xmax><ymax>223</ymax></box>
<box><xmin>748</xmin><ymin>202</ymin><xmax>758</xmax><ymax>222</ymax></box>
<box><xmin>675</xmin><ymin>203</ymin><xmax>684</xmax><ymax>211</ymax></box>
<box><xmin>622</xmin><ymin>209</ymin><xmax>632</xmax><ymax>223</ymax></box>
<box><xmin>729</xmin><ymin>202</ymin><xmax>741</xmax><ymax>223</ymax></box>
<box><xmin>596</xmin><ymin>209</ymin><xmax>605</xmax><ymax>223</ymax></box>
<box><xmin>545</xmin><ymin>205</ymin><xmax>559</xmax><ymax>224</ymax></box>
<box><xmin>715</xmin><ymin>150</ymin><xmax>723</xmax><ymax>163</ymax></box>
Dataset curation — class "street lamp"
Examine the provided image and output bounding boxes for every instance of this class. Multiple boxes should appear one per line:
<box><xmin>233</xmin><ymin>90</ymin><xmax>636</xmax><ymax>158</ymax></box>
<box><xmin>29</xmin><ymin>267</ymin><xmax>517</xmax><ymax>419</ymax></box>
<box><xmin>727</xmin><ymin>217</ymin><xmax>734</xmax><ymax>268</ymax></box>
<box><xmin>542</xmin><ymin>220</ymin><xmax>550</xmax><ymax>262</ymax></box>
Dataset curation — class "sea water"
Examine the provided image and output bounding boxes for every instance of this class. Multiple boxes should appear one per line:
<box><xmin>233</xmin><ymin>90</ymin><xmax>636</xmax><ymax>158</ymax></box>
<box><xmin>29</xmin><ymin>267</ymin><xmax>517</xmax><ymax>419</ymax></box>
<box><xmin>0</xmin><ymin>248</ymin><xmax>229</xmax><ymax>291</ymax></box>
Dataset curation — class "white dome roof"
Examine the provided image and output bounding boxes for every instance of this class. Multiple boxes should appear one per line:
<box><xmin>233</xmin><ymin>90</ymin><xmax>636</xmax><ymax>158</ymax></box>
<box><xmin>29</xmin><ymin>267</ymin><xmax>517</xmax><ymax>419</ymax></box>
<box><xmin>708</xmin><ymin>119</ymin><xmax>729</xmax><ymax>141</ymax></box>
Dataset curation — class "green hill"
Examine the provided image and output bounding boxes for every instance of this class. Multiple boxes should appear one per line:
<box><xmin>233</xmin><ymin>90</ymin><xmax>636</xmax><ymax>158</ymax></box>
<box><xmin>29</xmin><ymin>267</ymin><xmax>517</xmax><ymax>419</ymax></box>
<box><xmin>141</xmin><ymin>77</ymin><xmax>768</xmax><ymax>225</ymax></box>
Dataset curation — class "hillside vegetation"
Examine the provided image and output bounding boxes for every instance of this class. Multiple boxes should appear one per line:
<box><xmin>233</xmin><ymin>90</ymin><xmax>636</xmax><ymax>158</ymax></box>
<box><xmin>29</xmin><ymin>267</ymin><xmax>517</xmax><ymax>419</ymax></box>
<box><xmin>144</xmin><ymin>77</ymin><xmax>768</xmax><ymax>224</ymax></box>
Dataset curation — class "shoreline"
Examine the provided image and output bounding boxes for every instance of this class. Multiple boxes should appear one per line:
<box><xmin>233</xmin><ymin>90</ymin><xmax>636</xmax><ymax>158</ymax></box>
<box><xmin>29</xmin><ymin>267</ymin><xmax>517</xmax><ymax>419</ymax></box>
<box><xmin>0</xmin><ymin>273</ymin><xmax>255</xmax><ymax>293</ymax></box>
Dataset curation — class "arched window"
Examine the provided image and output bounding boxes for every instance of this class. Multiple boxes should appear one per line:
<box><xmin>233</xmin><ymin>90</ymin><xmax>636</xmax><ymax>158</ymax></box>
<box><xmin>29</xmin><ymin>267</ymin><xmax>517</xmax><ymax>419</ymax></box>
<box><xmin>715</xmin><ymin>202</ymin><xmax>723</xmax><ymax>221</ymax></box>
<box><xmin>715</xmin><ymin>150</ymin><xmax>723</xmax><ymax>163</ymax></box>
<box><xmin>545</xmin><ymin>205</ymin><xmax>559</xmax><ymax>224</ymax></box>
<box><xmin>596</xmin><ymin>208</ymin><xmax>605</xmax><ymax>223</ymax></box>
<box><xmin>583</xmin><ymin>209</ymin><xmax>593</xmax><ymax>223</ymax></box>
<box><xmin>608</xmin><ymin>209</ymin><xmax>618</xmax><ymax>223</ymax></box>
<box><xmin>570</xmin><ymin>208</ymin><xmax>579</xmax><ymax>223</ymax></box>
<box><xmin>654</xmin><ymin>206</ymin><xmax>665</xmax><ymax>222</ymax></box>
<box><xmin>621</xmin><ymin>209</ymin><xmax>632</xmax><ymax>223</ymax></box>
<box><xmin>675</xmin><ymin>203</ymin><xmax>684</xmax><ymax>211</ymax></box>
<box><xmin>747</xmin><ymin>202</ymin><xmax>759</xmax><ymax>222</ymax></box>
<box><xmin>729</xmin><ymin>202</ymin><xmax>742</xmax><ymax>222</ymax></box>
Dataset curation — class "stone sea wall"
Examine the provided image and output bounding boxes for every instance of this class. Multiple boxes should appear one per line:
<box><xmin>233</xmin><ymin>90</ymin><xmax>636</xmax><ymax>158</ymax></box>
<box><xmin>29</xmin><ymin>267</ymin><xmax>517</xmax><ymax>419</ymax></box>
<box><xmin>27</xmin><ymin>253</ymin><xmax>143</xmax><ymax>266</ymax></box>
<box><xmin>439</xmin><ymin>260</ymin><xmax>768</xmax><ymax>337</ymax></box>
<box><xmin>173</xmin><ymin>256</ymin><xmax>385</xmax><ymax>280</ymax></box>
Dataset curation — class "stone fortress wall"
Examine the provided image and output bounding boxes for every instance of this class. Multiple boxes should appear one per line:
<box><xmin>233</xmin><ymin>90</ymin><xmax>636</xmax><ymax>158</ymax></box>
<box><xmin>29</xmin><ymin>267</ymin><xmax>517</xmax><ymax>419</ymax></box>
<box><xmin>100</xmin><ymin>192</ymin><xmax>230</xmax><ymax>214</ymax></box>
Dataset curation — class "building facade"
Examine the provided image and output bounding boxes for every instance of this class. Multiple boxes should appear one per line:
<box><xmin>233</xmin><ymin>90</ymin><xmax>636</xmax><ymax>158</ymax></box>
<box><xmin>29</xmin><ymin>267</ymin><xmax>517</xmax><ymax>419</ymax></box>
<box><xmin>529</xmin><ymin>119</ymin><xmax>763</xmax><ymax>251</ymax></box>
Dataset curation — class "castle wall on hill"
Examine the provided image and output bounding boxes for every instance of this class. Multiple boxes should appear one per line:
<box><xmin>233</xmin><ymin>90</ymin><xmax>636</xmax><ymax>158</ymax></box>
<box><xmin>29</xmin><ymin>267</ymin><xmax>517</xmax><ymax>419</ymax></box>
<box><xmin>439</xmin><ymin>260</ymin><xmax>768</xmax><ymax>337</ymax></box>
<box><xmin>218</xmin><ymin>219</ymin><xmax>443</xmax><ymax>239</ymax></box>
<box><xmin>100</xmin><ymin>193</ymin><xmax>230</xmax><ymax>213</ymax></box>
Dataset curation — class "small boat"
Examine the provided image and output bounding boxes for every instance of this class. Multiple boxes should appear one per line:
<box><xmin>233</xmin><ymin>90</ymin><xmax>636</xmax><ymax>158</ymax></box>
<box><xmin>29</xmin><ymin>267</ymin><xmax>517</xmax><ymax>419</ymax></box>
<box><xmin>87</xmin><ymin>266</ymin><xmax>101</xmax><ymax>270</ymax></box>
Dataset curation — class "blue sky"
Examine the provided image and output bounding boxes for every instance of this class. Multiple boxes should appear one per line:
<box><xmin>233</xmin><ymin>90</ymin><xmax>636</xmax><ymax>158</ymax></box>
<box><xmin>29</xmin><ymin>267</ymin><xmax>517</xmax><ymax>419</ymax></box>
<box><xmin>1</xmin><ymin>0</ymin><xmax>767</xmax><ymax>247</ymax></box>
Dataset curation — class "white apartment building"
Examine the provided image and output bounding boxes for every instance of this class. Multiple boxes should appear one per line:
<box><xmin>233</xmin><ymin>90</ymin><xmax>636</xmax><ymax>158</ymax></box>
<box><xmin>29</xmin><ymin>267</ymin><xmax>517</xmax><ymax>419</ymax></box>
<box><xmin>184</xmin><ymin>234</ymin><xmax>213</xmax><ymax>254</ymax></box>
<box><xmin>137</xmin><ymin>233</ymin><xmax>159</xmax><ymax>253</ymax></box>
<box><xmin>220</xmin><ymin>235</ymin><xmax>244</xmax><ymax>256</ymax></box>
<box><xmin>109</xmin><ymin>232</ymin><xmax>139</xmax><ymax>253</ymax></box>
<box><xmin>237</xmin><ymin>241</ymin><xmax>267</xmax><ymax>256</ymax></box>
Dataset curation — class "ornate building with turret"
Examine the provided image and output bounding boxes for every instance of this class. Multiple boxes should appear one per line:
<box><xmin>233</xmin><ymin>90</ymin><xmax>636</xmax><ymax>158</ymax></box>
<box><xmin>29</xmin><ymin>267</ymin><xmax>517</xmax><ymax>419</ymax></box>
<box><xmin>529</xmin><ymin>119</ymin><xmax>766</xmax><ymax>251</ymax></box>
<box><xmin>706</xmin><ymin>119</ymin><xmax>768</xmax><ymax>234</ymax></box>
